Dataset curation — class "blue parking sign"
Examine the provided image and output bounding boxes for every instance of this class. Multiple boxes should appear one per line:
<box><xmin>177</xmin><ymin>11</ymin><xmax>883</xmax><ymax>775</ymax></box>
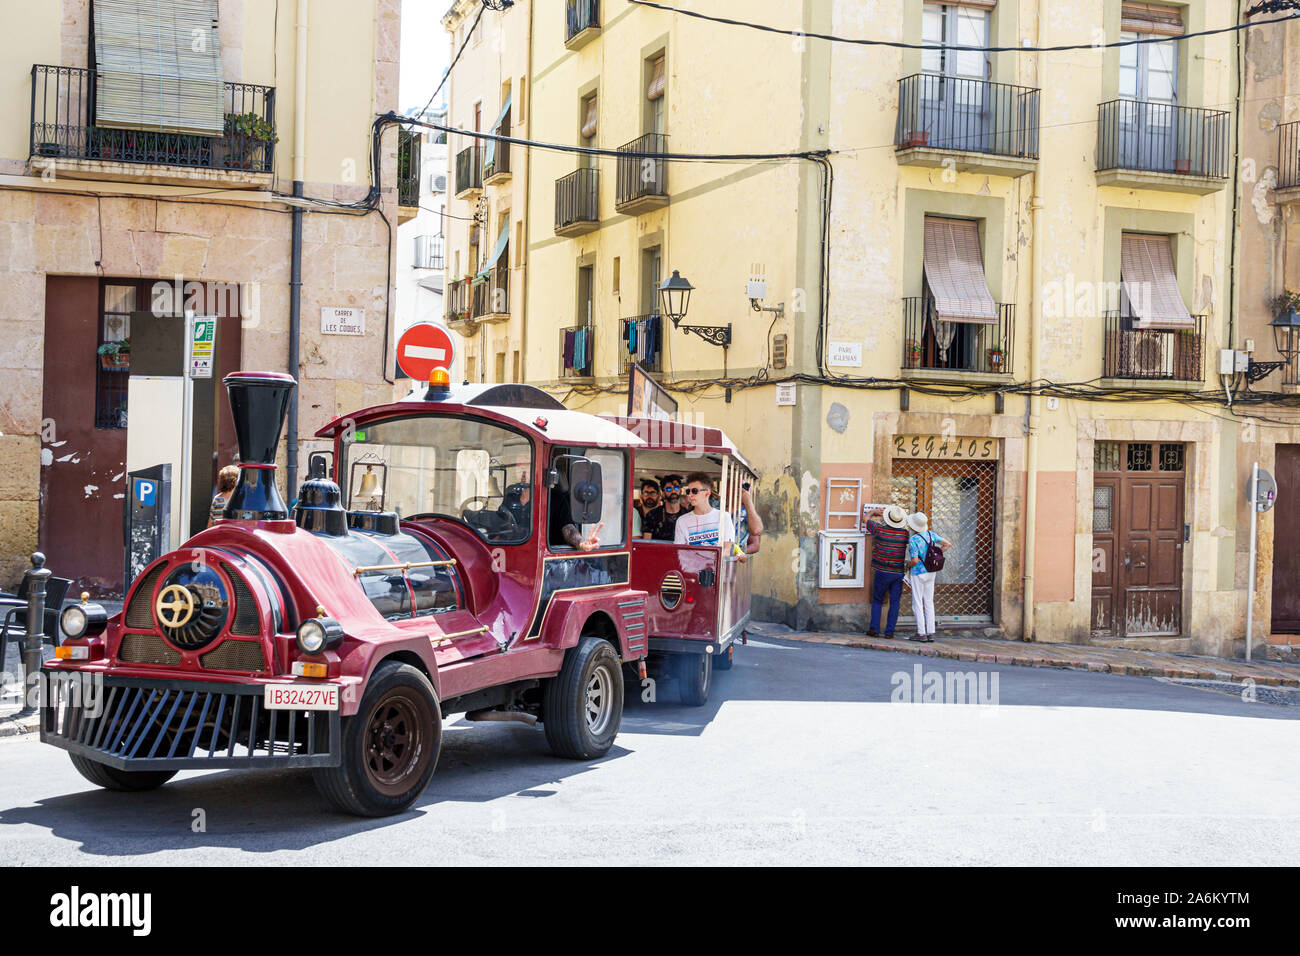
<box><xmin>134</xmin><ymin>478</ymin><xmax>156</xmax><ymax>506</ymax></box>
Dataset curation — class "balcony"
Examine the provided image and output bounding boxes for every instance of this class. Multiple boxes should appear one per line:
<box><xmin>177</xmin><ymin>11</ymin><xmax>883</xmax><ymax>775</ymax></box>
<box><xmin>615</xmin><ymin>133</ymin><xmax>668</xmax><ymax>215</ymax></box>
<box><xmin>444</xmin><ymin>277</ymin><xmax>476</xmax><ymax>336</ymax></box>
<box><xmin>483</xmin><ymin>117</ymin><xmax>511</xmax><ymax>186</ymax></box>
<box><xmin>413</xmin><ymin>235</ymin><xmax>443</xmax><ymax>271</ymax></box>
<box><xmin>560</xmin><ymin>324</ymin><xmax>595</xmax><ymax>378</ymax></box>
<box><xmin>29</xmin><ymin>64</ymin><xmax>275</xmax><ymax>187</ymax></box>
<box><xmin>621</xmin><ymin>314</ymin><xmax>662</xmax><ymax>373</ymax></box>
<box><xmin>1095</xmin><ymin>100</ymin><xmax>1229</xmax><ymax>195</ymax></box>
<box><xmin>901</xmin><ymin>298</ymin><xmax>1014</xmax><ymax>384</ymax></box>
<box><xmin>894</xmin><ymin>74</ymin><xmax>1039</xmax><ymax>178</ymax></box>
<box><xmin>555</xmin><ymin>167</ymin><xmax>600</xmax><ymax>237</ymax></box>
<box><xmin>1277</xmin><ymin>121</ymin><xmax>1300</xmax><ymax>204</ymax></box>
<box><xmin>455</xmin><ymin>144</ymin><xmax>483</xmax><ymax>198</ymax></box>
<box><xmin>1101</xmin><ymin>312</ymin><xmax>1204</xmax><ymax>387</ymax></box>
<box><xmin>565</xmin><ymin>0</ymin><xmax>600</xmax><ymax>51</ymax></box>
<box><xmin>471</xmin><ymin>262</ymin><xmax>510</xmax><ymax>324</ymax></box>
<box><xmin>397</xmin><ymin>128</ymin><xmax>420</xmax><ymax>223</ymax></box>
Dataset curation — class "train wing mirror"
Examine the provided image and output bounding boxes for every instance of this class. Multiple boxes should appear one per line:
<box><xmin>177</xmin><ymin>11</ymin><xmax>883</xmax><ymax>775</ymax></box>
<box><xmin>568</xmin><ymin>459</ymin><xmax>603</xmax><ymax>525</ymax></box>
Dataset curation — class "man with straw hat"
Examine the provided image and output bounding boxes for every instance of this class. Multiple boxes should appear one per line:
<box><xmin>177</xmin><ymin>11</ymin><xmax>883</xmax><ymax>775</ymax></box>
<box><xmin>905</xmin><ymin>511</ymin><xmax>953</xmax><ymax>643</ymax></box>
<box><xmin>861</xmin><ymin>504</ymin><xmax>911</xmax><ymax>638</ymax></box>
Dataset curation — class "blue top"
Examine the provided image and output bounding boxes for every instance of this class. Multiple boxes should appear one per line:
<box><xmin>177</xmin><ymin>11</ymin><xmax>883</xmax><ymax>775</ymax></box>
<box><xmin>907</xmin><ymin>530</ymin><xmax>941</xmax><ymax>576</ymax></box>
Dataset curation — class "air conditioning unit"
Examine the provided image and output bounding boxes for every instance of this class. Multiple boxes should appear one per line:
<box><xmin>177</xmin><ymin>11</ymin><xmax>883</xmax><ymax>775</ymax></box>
<box><xmin>432</xmin><ymin>173</ymin><xmax>447</xmax><ymax>193</ymax></box>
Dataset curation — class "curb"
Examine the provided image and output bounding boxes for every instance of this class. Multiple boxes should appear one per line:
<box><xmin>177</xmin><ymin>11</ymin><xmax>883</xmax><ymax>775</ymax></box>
<box><xmin>772</xmin><ymin>632</ymin><xmax>1300</xmax><ymax>688</ymax></box>
<box><xmin>0</xmin><ymin>714</ymin><xmax>39</xmax><ymax>738</ymax></box>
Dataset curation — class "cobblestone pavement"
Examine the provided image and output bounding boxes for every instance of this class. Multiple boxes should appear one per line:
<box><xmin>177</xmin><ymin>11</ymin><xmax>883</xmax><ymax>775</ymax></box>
<box><xmin>751</xmin><ymin>622</ymin><xmax>1300</xmax><ymax>688</ymax></box>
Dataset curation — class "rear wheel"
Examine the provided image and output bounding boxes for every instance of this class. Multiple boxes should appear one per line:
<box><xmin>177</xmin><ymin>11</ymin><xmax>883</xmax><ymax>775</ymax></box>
<box><xmin>676</xmin><ymin>651</ymin><xmax>712</xmax><ymax>706</ymax></box>
<box><xmin>314</xmin><ymin>661</ymin><xmax>441</xmax><ymax>817</ymax></box>
<box><xmin>544</xmin><ymin>637</ymin><xmax>623</xmax><ymax>759</ymax></box>
<box><xmin>69</xmin><ymin>754</ymin><xmax>176</xmax><ymax>792</ymax></box>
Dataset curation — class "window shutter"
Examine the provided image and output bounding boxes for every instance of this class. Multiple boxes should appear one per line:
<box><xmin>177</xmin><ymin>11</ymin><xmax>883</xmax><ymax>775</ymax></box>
<box><xmin>581</xmin><ymin>96</ymin><xmax>598</xmax><ymax>140</ymax></box>
<box><xmin>924</xmin><ymin>0</ymin><xmax>996</xmax><ymax>9</ymax></box>
<box><xmin>922</xmin><ymin>217</ymin><xmax>998</xmax><ymax>324</ymax></box>
<box><xmin>93</xmin><ymin>0</ymin><xmax>225</xmax><ymax>136</ymax></box>
<box><xmin>1121</xmin><ymin>3</ymin><xmax>1183</xmax><ymax>37</ymax></box>
<box><xmin>1120</xmin><ymin>233</ymin><xmax>1192</xmax><ymax>328</ymax></box>
<box><xmin>647</xmin><ymin>56</ymin><xmax>666</xmax><ymax>101</ymax></box>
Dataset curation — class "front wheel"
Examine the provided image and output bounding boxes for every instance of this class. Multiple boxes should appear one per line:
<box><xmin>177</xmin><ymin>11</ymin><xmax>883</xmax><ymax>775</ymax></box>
<box><xmin>69</xmin><ymin>754</ymin><xmax>176</xmax><ymax>791</ymax></box>
<box><xmin>313</xmin><ymin>661</ymin><xmax>442</xmax><ymax>817</ymax></box>
<box><xmin>676</xmin><ymin>651</ymin><xmax>712</xmax><ymax>706</ymax></box>
<box><xmin>543</xmin><ymin>637</ymin><xmax>623</xmax><ymax>759</ymax></box>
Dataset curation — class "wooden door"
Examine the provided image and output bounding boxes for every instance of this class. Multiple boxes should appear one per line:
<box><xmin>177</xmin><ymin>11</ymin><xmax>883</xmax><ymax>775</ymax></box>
<box><xmin>1272</xmin><ymin>445</ymin><xmax>1300</xmax><ymax>631</ymax></box>
<box><xmin>1091</xmin><ymin>441</ymin><xmax>1185</xmax><ymax>637</ymax></box>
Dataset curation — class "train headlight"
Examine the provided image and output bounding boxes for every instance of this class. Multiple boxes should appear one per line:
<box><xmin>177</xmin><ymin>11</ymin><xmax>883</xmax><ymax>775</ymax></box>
<box><xmin>296</xmin><ymin>616</ymin><xmax>344</xmax><ymax>655</ymax></box>
<box><xmin>60</xmin><ymin>601</ymin><xmax>108</xmax><ymax>640</ymax></box>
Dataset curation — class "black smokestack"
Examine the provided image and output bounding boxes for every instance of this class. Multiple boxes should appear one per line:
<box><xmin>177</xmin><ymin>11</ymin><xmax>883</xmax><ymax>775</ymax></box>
<box><xmin>223</xmin><ymin>372</ymin><xmax>296</xmax><ymax>521</ymax></box>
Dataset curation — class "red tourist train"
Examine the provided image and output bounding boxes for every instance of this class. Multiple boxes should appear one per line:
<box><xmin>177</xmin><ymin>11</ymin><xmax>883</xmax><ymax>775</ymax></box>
<box><xmin>40</xmin><ymin>371</ymin><xmax>755</xmax><ymax>815</ymax></box>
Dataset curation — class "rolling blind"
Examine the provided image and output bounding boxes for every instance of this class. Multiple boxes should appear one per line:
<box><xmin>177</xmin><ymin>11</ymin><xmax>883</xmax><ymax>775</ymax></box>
<box><xmin>581</xmin><ymin>95</ymin><xmax>598</xmax><ymax>139</ymax></box>
<box><xmin>1121</xmin><ymin>3</ymin><xmax>1183</xmax><ymax>37</ymax></box>
<box><xmin>93</xmin><ymin>0</ymin><xmax>225</xmax><ymax>135</ymax></box>
<box><xmin>922</xmin><ymin>217</ymin><xmax>998</xmax><ymax>324</ymax></box>
<box><xmin>1120</xmin><ymin>233</ymin><xmax>1192</xmax><ymax>328</ymax></box>
<box><xmin>647</xmin><ymin>56</ymin><xmax>666</xmax><ymax>101</ymax></box>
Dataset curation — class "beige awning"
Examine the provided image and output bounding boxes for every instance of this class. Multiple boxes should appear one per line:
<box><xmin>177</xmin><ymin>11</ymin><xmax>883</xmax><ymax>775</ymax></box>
<box><xmin>1121</xmin><ymin>233</ymin><xmax>1193</xmax><ymax>329</ymax></box>
<box><xmin>93</xmin><ymin>0</ymin><xmax>225</xmax><ymax>135</ymax></box>
<box><xmin>647</xmin><ymin>56</ymin><xmax>666</xmax><ymax>101</ymax></box>
<box><xmin>1121</xmin><ymin>2</ymin><xmax>1183</xmax><ymax>36</ymax></box>
<box><xmin>922</xmin><ymin>217</ymin><xmax>998</xmax><ymax>325</ymax></box>
<box><xmin>581</xmin><ymin>95</ymin><xmax>598</xmax><ymax>139</ymax></box>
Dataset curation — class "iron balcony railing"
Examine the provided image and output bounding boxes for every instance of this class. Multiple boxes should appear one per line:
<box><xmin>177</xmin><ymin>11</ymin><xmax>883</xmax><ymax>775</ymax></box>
<box><xmin>456</xmin><ymin>143</ymin><xmax>483</xmax><ymax>194</ymax></box>
<box><xmin>1280</xmin><ymin>120</ymin><xmax>1300</xmax><ymax>190</ymax></box>
<box><xmin>1102</xmin><ymin>312</ymin><xmax>1205</xmax><ymax>382</ymax></box>
<box><xmin>616</xmin><ymin>133</ymin><xmax>668</xmax><ymax>208</ymax></box>
<box><xmin>560</xmin><ymin>324</ymin><xmax>595</xmax><ymax>377</ymax></box>
<box><xmin>30</xmin><ymin>64</ymin><xmax>275</xmax><ymax>173</ymax></box>
<box><xmin>484</xmin><ymin>116</ymin><xmax>510</xmax><ymax>180</ymax></box>
<box><xmin>413</xmin><ymin>235</ymin><xmax>443</xmax><ymax>270</ymax></box>
<box><xmin>445</xmin><ymin>277</ymin><xmax>472</xmax><ymax>323</ymax></box>
<box><xmin>622</xmin><ymin>313</ymin><xmax>662</xmax><ymax>372</ymax></box>
<box><xmin>902</xmin><ymin>298</ymin><xmax>1014</xmax><ymax>374</ymax></box>
<box><xmin>398</xmin><ymin>128</ymin><xmax>420</xmax><ymax>205</ymax></box>
<box><xmin>472</xmin><ymin>262</ymin><xmax>509</xmax><ymax>319</ymax></box>
<box><xmin>895</xmin><ymin>74</ymin><xmax>1040</xmax><ymax>159</ymax></box>
<box><xmin>566</xmin><ymin>0</ymin><xmax>599</xmax><ymax>41</ymax></box>
<box><xmin>555</xmin><ymin>167</ymin><xmax>599</xmax><ymax>232</ymax></box>
<box><xmin>1096</xmin><ymin>100</ymin><xmax>1230</xmax><ymax>178</ymax></box>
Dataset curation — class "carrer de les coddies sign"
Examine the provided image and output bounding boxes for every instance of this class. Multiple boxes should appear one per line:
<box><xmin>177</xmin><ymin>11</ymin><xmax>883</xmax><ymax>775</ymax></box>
<box><xmin>321</xmin><ymin>307</ymin><xmax>366</xmax><ymax>336</ymax></box>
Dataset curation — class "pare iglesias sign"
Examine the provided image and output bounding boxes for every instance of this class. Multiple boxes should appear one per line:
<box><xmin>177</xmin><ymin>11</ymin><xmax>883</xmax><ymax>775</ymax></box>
<box><xmin>321</xmin><ymin>307</ymin><xmax>366</xmax><ymax>336</ymax></box>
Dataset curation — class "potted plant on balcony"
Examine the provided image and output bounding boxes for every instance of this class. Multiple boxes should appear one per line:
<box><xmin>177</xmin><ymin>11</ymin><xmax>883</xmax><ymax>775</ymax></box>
<box><xmin>904</xmin><ymin>338</ymin><xmax>923</xmax><ymax>368</ymax></box>
<box><xmin>1272</xmin><ymin>290</ymin><xmax>1300</xmax><ymax>325</ymax></box>
<box><xmin>217</xmin><ymin>112</ymin><xmax>277</xmax><ymax>170</ymax></box>
<box><xmin>985</xmin><ymin>346</ymin><xmax>1006</xmax><ymax>371</ymax></box>
<box><xmin>97</xmin><ymin>341</ymin><xmax>130</xmax><ymax>370</ymax></box>
<box><xmin>1173</xmin><ymin>156</ymin><xmax>1193</xmax><ymax>175</ymax></box>
<box><xmin>902</xmin><ymin>130</ymin><xmax>930</xmax><ymax>149</ymax></box>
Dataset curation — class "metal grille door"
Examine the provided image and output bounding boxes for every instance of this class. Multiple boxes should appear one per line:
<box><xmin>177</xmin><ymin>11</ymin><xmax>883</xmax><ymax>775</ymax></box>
<box><xmin>889</xmin><ymin>459</ymin><xmax>997</xmax><ymax>622</ymax></box>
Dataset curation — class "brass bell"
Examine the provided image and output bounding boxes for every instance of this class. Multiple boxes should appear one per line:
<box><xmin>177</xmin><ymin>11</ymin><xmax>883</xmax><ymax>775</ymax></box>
<box><xmin>357</xmin><ymin>466</ymin><xmax>381</xmax><ymax>504</ymax></box>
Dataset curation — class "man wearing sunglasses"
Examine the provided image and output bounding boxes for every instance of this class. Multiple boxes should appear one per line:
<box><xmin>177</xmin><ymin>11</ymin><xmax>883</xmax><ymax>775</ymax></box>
<box><xmin>674</xmin><ymin>472</ymin><xmax>737</xmax><ymax>552</ymax></box>
<box><xmin>643</xmin><ymin>473</ymin><xmax>685</xmax><ymax>541</ymax></box>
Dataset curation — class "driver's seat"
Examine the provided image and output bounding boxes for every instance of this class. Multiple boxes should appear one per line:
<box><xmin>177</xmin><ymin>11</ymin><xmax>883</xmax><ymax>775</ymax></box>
<box><xmin>501</xmin><ymin>482</ymin><xmax>531</xmax><ymax>529</ymax></box>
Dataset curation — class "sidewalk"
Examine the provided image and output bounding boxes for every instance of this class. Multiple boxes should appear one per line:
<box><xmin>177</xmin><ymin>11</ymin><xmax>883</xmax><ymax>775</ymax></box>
<box><xmin>748</xmin><ymin>621</ymin><xmax>1300</xmax><ymax>688</ymax></box>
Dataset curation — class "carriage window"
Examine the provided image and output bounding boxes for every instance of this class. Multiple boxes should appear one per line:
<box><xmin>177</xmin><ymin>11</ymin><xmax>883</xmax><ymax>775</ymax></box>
<box><xmin>343</xmin><ymin>415</ymin><xmax>533</xmax><ymax>545</ymax></box>
<box><xmin>548</xmin><ymin>447</ymin><xmax>626</xmax><ymax>550</ymax></box>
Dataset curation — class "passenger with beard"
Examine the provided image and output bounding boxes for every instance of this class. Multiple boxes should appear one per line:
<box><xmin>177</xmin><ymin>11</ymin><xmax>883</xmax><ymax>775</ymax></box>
<box><xmin>642</xmin><ymin>473</ymin><xmax>685</xmax><ymax>541</ymax></box>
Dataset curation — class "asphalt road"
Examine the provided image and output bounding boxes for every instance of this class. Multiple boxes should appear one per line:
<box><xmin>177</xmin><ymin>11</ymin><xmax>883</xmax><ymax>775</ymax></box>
<box><xmin>2</xmin><ymin>636</ymin><xmax>1298</xmax><ymax>865</ymax></box>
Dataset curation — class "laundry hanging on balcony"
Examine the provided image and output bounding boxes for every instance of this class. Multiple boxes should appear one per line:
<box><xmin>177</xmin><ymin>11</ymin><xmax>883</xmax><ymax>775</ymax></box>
<box><xmin>624</xmin><ymin>314</ymin><xmax>661</xmax><ymax>364</ymax></box>
<box><xmin>475</xmin><ymin>224</ymin><xmax>510</xmax><ymax>280</ymax></box>
<box><xmin>1120</xmin><ymin>233</ymin><xmax>1193</xmax><ymax>329</ymax></box>
<box><xmin>92</xmin><ymin>0</ymin><xmax>225</xmax><ymax>135</ymax></box>
<box><xmin>483</xmin><ymin>93</ymin><xmax>512</xmax><ymax>169</ymax></box>
<box><xmin>922</xmin><ymin>216</ymin><xmax>997</xmax><ymax>362</ymax></box>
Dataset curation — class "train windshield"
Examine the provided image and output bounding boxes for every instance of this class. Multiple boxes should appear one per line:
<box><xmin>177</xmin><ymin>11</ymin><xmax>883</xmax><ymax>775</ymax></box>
<box><xmin>341</xmin><ymin>415</ymin><xmax>534</xmax><ymax>545</ymax></box>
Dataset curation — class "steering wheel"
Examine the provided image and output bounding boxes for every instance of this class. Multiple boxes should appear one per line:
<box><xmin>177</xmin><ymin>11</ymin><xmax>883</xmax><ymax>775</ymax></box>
<box><xmin>458</xmin><ymin>495</ymin><xmax>492</xmax><ymax>512</ymax></box>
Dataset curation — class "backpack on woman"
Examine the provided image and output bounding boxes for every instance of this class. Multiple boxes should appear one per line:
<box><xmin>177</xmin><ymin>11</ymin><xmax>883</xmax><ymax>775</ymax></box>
<box><xmin>920</xmin><ymin>532</ymin><xmax>945</xmax><ymax>572</ymax></box>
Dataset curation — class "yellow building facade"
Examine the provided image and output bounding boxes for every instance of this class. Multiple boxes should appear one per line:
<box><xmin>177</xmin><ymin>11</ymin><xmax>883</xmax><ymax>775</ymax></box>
<box><xmin>446</xmin><ymin>0</ymin><xmax>1291</xmax><ymax>656</ymax></box>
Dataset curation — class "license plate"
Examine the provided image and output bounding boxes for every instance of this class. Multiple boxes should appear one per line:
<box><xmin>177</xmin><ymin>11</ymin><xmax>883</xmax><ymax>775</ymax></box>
<box><xmin>263</xmin><ymin>683</ymin><xmax>339</xmax><ymax>711</ymax></box>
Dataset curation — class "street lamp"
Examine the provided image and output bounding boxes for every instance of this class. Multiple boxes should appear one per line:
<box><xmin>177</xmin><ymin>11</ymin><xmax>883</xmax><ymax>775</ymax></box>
<box><xmin>1270</xmin><ymin>307</ymin><xmax>1300</xmax><ymax>361</ymax></box>
<box><xmin>659</xmin><ymin>269</ymin><xmax>731</xmax><ymax>349</ymax></box>
<box><xmin>659</xmin><ymin>270</ymin><xmax>694</xmax><ymax>327</ymax></box>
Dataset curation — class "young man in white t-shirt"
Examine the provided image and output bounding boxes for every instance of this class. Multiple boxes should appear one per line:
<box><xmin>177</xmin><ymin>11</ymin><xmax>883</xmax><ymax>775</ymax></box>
<box><xmin>674</xmin><ymin>472</ymin><xmax>738</xmax><ymax>551</ymax></box>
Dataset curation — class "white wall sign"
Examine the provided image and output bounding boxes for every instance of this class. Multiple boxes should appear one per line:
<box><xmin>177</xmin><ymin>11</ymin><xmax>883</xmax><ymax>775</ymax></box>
<box><xmin>321</xmin><ymin>307</ymin><xmax>366</xmax><ymax>336</ymax></box>
<box><xmin>828</xmin><ymin>341</ymin><xmax>863</xmax><ymax>367</ymax></box>
<box><xmin>776</xmin><ymin>383</ymin><xmax>797</xmax><ymax>406</ymax></box>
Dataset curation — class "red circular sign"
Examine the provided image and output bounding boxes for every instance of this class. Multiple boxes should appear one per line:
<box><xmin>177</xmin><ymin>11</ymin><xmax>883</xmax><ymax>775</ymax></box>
<box><xmin>396</xmin><ymin>322</ymin><xmax>456</xmax><ymax>381</ymax></box>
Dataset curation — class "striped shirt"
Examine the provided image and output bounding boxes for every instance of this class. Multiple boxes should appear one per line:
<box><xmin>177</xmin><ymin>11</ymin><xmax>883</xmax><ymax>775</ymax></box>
<box><xmin>865</xmin><ymin>520</ymin><xmax>908</xmax><ymax>573</ymax></box>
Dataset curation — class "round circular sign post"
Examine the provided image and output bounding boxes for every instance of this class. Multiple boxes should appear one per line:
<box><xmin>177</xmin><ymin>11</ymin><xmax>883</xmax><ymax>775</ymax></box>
<box><xmin>396</xmin><ymin>322</ymin><xmax>456</xmax><ymax>382</ymax></box>
<box><xmin>1245</xmin><ymin>462</ymin><xmax>1280</xmax><ymax>662</ymax></box>
<box><xmin>1253</xmin><ymin>468</ymin><xmax>1277</xmax><ymax>513</ymax></box>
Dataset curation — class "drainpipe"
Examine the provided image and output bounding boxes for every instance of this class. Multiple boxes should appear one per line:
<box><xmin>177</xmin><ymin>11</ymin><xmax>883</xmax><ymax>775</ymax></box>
<box><xmin>1022</xmin><ymin>3</ymin><xmax>1045</xmax><ymax>642</ymax></box>
<box><xmin>287</xmin><ymin>0</ymin><xmax>310</xmax><ymax>498</ymax></box>
<box><xmin>521</xmin><ymin>0</ymin><xmax>534</xmax><ymax>385</ymax></box>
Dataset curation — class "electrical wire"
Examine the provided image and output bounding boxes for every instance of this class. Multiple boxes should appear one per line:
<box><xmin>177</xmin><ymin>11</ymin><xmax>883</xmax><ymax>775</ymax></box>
<box><xmin>419</xmin><ymin>2</ymin><xmax>487</xmax><ymax>119</ymax></box>
<box><xmin>626</xmin><ymin>0</ymin><xmax>1300</xmax><ymax>54</ymax></box>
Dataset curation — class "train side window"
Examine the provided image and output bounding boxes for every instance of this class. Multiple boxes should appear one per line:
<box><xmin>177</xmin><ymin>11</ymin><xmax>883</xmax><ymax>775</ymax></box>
<box><xmin>410</xmin><ymin>566</ymin><xmax>460</xmax><ymax>615</ymax></box>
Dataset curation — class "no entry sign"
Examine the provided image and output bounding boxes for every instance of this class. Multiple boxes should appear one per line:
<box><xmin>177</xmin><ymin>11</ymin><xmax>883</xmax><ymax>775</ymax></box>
<box><xmin>396</xmin><ymin>322</ymin><xmax>456</xmax><ymax>381</ymax></box>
